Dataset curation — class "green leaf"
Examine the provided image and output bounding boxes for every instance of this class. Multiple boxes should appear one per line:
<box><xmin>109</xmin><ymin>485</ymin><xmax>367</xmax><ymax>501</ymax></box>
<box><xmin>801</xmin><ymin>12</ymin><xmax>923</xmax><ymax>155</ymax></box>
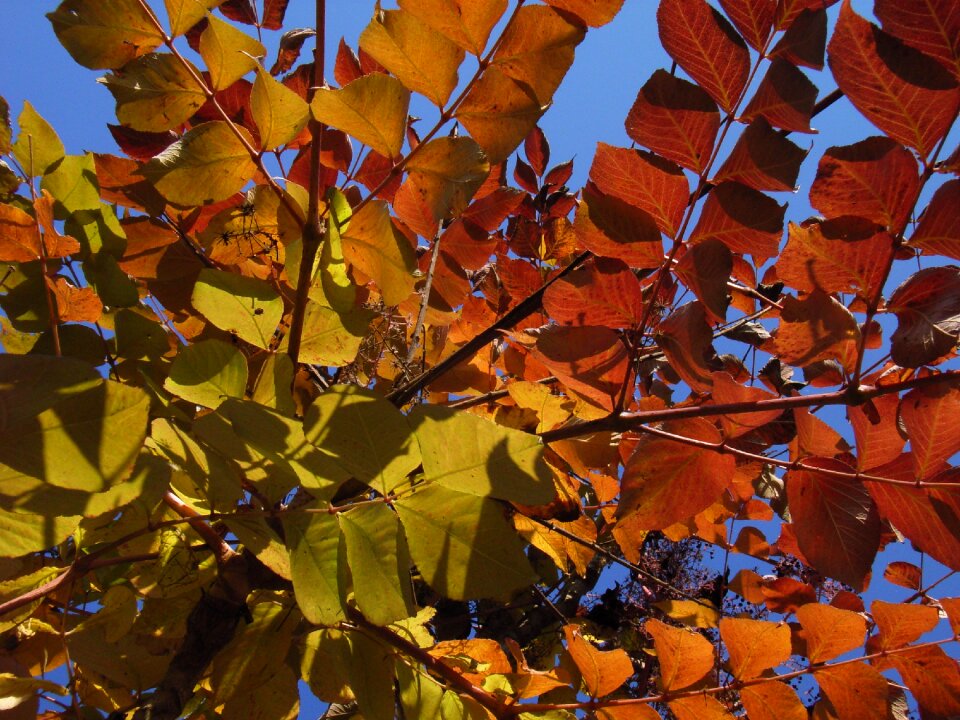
<box><xmin>395</xmin><ymin>483</ymin><xmax>536</xmax><ymax>600</ymax></box>
<box><xmin>342</xmin><ymin>199</ymin><xmax>417</xmax><ymax>306</ymax></box>
<box><xmin>251</xmin><ymin>353</ymin><xmax>296</xmax><ymax>416</ymax></box>
<box><xmin>344</xmin><ymin>631</ymin><xmax>398</xmax><ymax>720</ymax></box>
<box><xmin>150</xmin><ymin>418</ymin><xmax>244</xmax><ymax>510</ymax></box>
<box><xmin>359</xmin><ymin>9</ymin><xmax>465</xmax><ymax>107</ymax></box>
<box><xmin>191</xmin><ymin>268</ymin><xmax>283</xmax><ymax>349</ymax></box>
<box><xmin>0</xmin><ymin>567</ymin><xmax>65</xmax><ymax>632</ymax></box>
<box><xmin>339</xmin><ymin>503</ymin><xmax>415</xmax><ymax>625</ymax></box>
<box><xmin>164</xmin><ymin>0</ymin><xmax>224</xmax><ymax>36</ymax></box>
<box><xmin>47</xmin><ymin>0</ymin><xmax>164</xmax><ymax>70</ymax></box>
<box><xmin>0</xmin><ymin>509</ymin><xmax>79</xmax><ymax>558</ymax></box>
<box><xmin>218</xmin><ymin>399</ymin><xmax>350</xmax><ymax>497</ymax></box>
<box><xmin>100</xmin><ymin>53</ymin><xmax>207</xmax><ymax>132</ymax></box>
<box><xmin>296</xmin><ymin>301</ymin><xmax>372</xmax><ymax>366</ymax></box>
<box><xmin>304</xmin><ymin>386</ymin><xmax>421</xmax><ymax>494</ymax></box>
<box><xmin>12</xmin><ymin>102</ymin><xmax>65</xmax><ymax>176</ymax></box>
<box><xmin>397</xmin><ymin>661</ymin><xmax>445</xmax><ymax>720</ymax></box>
<box><xmin>251</xmin><ymin>66</ymin><xmax>310</xmax><ymax>150</ymax></box>
<box><xmin>40</xmin><ymin>154</ymin><xmax>101</xmax><ymax>220</ymax></box>
<box><xmin>199</xmin><ymin>14</ymin><xmax>265</xmax><ymax>91</ymax></box>
<box><xmin>164</xmin><ymin>338</ymin><xmax>248</xmax><ymax>408</ymax></box>
<box><xmin>410</xmin><ymin>405</ymin><xmax>556</xmax><ymax>505</ymax></box>
<box><xmin>0</xmin><ymin>355</ymin><xmax>149</xmax><ymax>495</ymax></box>
<box><xmin>0</xmin><ymin>96</ymin><xmax>11</xmax><ymax>155</ymax></box>
<box><xmin>225</xmin><ymin>514</ymin><xmax>291</xmax><ymax>579</ymax></box>
<box><xmin>401</xmin><ymin>137</ymin><xmax>489</xmax><ymax>230</ymax></box>
<box><xmin>321</xmin><ymin>186</ymin><xmax>358</xmax><ymax>313</ymax></box>
<box><xmin>283</xmin><ymin>511</ymin><xmax>346</xmax><ymax>625</ymax></box>
<box><xmin>83</xmin><ymin>251</ymin><xmax>139</xmax><ymax>308</ymax></box>
<box><xmin>310</xmin><ymin>74</ymin><xmax>410</xmax><ymax>158</ymax></box>
<box><xmin>140</xmin><ymin>121</ymin><xmax>256</xmax><ymax>205</ymax></box>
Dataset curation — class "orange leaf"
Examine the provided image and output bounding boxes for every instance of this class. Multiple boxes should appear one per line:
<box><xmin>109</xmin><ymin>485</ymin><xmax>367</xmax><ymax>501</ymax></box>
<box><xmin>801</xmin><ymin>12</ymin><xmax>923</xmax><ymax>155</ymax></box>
<box><xmin>941</xmin><ymin>597</ymin><xmax>960</xmax><ymax>635</ymax></box>
<box><xmin>848</xmin><ymin>393</ymin><xmax>904</xmax><ymax>472</ymax></box>
<box><xmin>714</xmin><ymin>118</ymin><xmax>806</xmax><ymax>192</ymax></box>
<box><xmin>828</xmin><ymin>1</ymin><xmax>960</xmax><ymax>160</ymax></box>
<box><xmin>814</xmin><ymin>662</ymin><xmax>889</xmax><ymax>720</ymax></box>
<box><xmin>792</xmin><ymin>408</ymin><xmax>850</xmax><ymax>460</ymax></box>
<box><xmin>47</xmin><ymin>277</ymin><xmax>103</xmax><ymax>324</ymax></box>
<box><xmin>761</xmin><ymin>577</ymin><xmax>816</xmax><ymax>614</ymax></box>
<box><xmin>596</xmin><ymin>705</ymin><xmax>661</xmax><ymax>720</ymax></box>
<box><xmin>730</xmin><ymin>568</ymin><xmax>766</xmax><ymax>604</ymax></box>
<box><xmin>710</xmin><ymin>371</ymin><xmax>781</xmax><ymax>439</ymax></box>
<box><xmin>669</xmin><ymin>694</ymin><xmax>735</xmax><ymax>719</ymax></box>
<box><xmin>656</xmin><ymin>302</ymin><xmax>720</xmax><ymax>393</ymax></box>
<box><xmin>720</xmin><ymin>617</ymin><xmax>791</xmax><ymax>680</ymax></box>
<box><xmin>777</xmin><ymin>220</ymin><xmax>894</xmax><ymax>298</ymax></box>
<box><xmin>674</xmin><ymin>240</ymin><xmax>732</xmax><ymax>325</ymax></box>
<box><xmin>574</xmin><ymin>183</ymin><xmax>664</xmax><ymax>269</ymax></box>
<box><xmin>588</xmin><ymin>143</ymin><xmax>688</xmax><ymax>239</ymax></box>
<box><xmin>688</xmin><ymin>181</ymin><xmax>785</xmax><ymax>263</ymax></box>
<box><xmin>786</xmin><ymin>458</ymin><xmax>880</xmax><ymax>590</ymax></box>
<box><xmin>544</xmin><ymin>0</ymin><xmax>625</xmax><ymax>27</ymax></box>
<box><xmin>625</xmin><ymin>69</ymin><xmax>719</xmax><ymax>174</ymax></box>
<box><xmin>870</xmin><ymin>600</ymin><xmax>938</xmax><ymax>651</ymax></box>
<box><xmin>0</xmin><ymin>202</ymin><xmax>43</xmax><ymax>263</ymax></box>
<box><xmin>398</xmin><ymin>0</ymin><xmax>507</xmax><ymax>57</ymax></box>
<box><xmin>530</xmin><ymin>325</ymin><xmax>629</xmax><ymax>411</ymax></box>
<box><xmin>543</xmin><ymin>258</ymin><xmax>645</xmax><ymax>328</ymax></box>
<box><xmin>888</xmin><ymin>266</ymin><xmax>960</xmax><ymax>368</ymax></box>
<box><xmin>796</xmin><ymin>603</ymin><xmax>866</xmax><ymax>664</ymax></box>
<box><xmin>618</xmin><ymin>417</ymin><xmax>735</xmax><ymax>530</ymax></box>
<box><xmin>875</xmin><ymin>0</ymin><xmax>960</xmax><ymax>80</ymax></box>
<box><xmin>657</xmin><ymin>0</ymin><xmax>751</xmax><ymax>112</ymax></box>
<box><xmin>901</xmin><ymin>385</ymin><xmax>960</xmax><ymax>481</ymax></box>
<box><xmin>809</xmin><ymin>136</ymin><xmax>920</xmax><ymax>231</ymax></box>
<box><xmin>766</xmin><ymin>291</ymin><xmax>860</xmax><ymax>374</ymax></box>
<box><xmin>742</xmin><ymin>58</ymin><xmax>818</xmax><ymax>134</ymax></box>
<box><xmin>563</xmin><ymin>625</ymin><xmax>634</xmax><ymax>698</ymax></box>
<box><xmin>429</xmin><ymin>638</ymin><xmax>511</xmax><ymax>685</ymax></box>
<box><xmin>912</xmin><ymin>179</ymin><xmax>960</xmax><ymax>260</ymax></box>
<box><xmin>740</xmin><ymin>680</ymin><xmax>807</xmax><ymax>720</ymax></box>
<box><xmin>883</xmin><ymin>561</ymin><xmax>922</xmax><ymax>591</ymax></box>
<box><xmin>645</xmin><ymin>618</ymin><xmax>715</xmax><ymax>691</ymax></box>
<box><xmin>886</xmin><ymin>646</ymin><xmax>960</xmax><ymax>717</ymax></box>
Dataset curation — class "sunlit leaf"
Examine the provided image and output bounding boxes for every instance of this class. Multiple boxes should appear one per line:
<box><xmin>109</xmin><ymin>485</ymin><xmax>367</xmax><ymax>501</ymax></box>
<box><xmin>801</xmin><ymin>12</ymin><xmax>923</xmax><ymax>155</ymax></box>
<box><xmin>720</xmin><ymin>617</ymin><xmax>791</xmax><ymax>679</ymax></box>
<box><xmin>47</xmin><ymin>0</ymin><xmax>164</xmax><ymax>70</ymax></box>
<box><xmin>101</xmin><ymin>53</ymin><xmax>207</xmax><ymax>133</ymax></box>
<box><xmin>573</xmin><ymin>184</ymin><xmax>664</xmax><ymax>269</ymax></box>
<box><xmin>199</xmin><ymin>13</ymin><xmax>265</xmax><ymax>91</ymax></box>
<box><xmin>251</xmin><ymin>66</ymin><xmax>310</xmax><ymax>150</ymax></box>
<box><xmin>563</xmin><ymin>625</ymin><xmax>633</xmax><ymax>697</ymax></box>
<box><xmin>888</xmin><ymin>266</ymin><xmax>960</xmax><ymax>368</ymax></box>
<box><xmin>164</xmin><ymin>0</ymin><xmax>224</xmax><ymax>36</ymax></box>
<box><xmin>654</xmin><ymin>599</ymin><xmax>720</xmax><ymax>629</ymax></box>
<box><xmin>765</xmin><ymin>291</ymin><xmax>860</xmax><ymax>373</ymax></box>
<box><xmin>12</xmin><ymin>102</ymin><xmax>65</xmax><ymax>176</ymax></box>
<box><xmin>311</xmin><ymin>74</ymin><xmax>410</xmax><ymax>159</ymax></box>
<box><xmin>283</xmin><ymin>511</ymin><xmax>345</xmax><ymax>625</ymax></box>
<box><xmin>164</xmin><ymin>338</ymin><xmax>248</xmax><ymax>408</ymax></box>
<box><xmin>689</xmin><ymin>181</ymin><xmax>785</xmax><ymax>263</ymax></box>
<box><xmin>814</xmin><ymin>662</ymin><xmax>888</xmax><ymax>720</ymax></box>
<box><xmin>645</xmin><ymin>618</ymin><xmax>714</xmax><ymax>691</ymax></box>
<box><xmin>397</xmin><ymin>0</ymin><xmax>506</xmax><ymax>56</ymax></box>
<box><xmin>741</xmin><ymin>58</ymin><xmax>818</xmax><ymax>134</ymax></box>
<box><xmin>740</xmin><ymin>681</ymin><xmax>807</xmax><ymax>720</ymax></box>
<box><xmin>191</xmin><ymin>268</ymin><xmax>283</xmax><ymax>349</ymax></box>
<box><xmin>912</xmin><ymin>180</ymin><xmax>960</xmax><ymax>260</ymax></box>
<box><xmin>714</xmin><ymin>118</ymin><xmax>806</xmax><ymax>192</ymax></box>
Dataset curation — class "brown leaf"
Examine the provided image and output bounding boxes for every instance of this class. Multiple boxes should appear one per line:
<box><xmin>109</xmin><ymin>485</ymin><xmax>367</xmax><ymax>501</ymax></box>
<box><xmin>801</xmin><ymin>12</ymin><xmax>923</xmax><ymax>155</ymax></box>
<box><xmin>270</xmin><ymin>27</ymin><xmax>316</xmax><ymax>76</ymax></box>
<box><xmin>657</xmin><ymin>0</ymin><xmax>751</xmax><ymax>112</ymax></box>
<box><xmin>107</xmin><ymin>124</ymin><xmax>177</xmax><ymax>160</ymax></box>
<box><xmin>262</xmin><ymin>0</ymin><xmax>290</xmax><ymax>30</ymax></box>
<box><xmin>883</xmin><ymin>561</ymin><xmax>922</xmax><ymax>590</ymax></box>
<box><xmin>618</xmin><ymin>417</ymin><xmax>735</xmax><ymax>529</ymax></box>
<box><xmin>742</xmin><ymin>58</ymin><xmax>818</xmax><ymax>134</ymax></box>
<box><xmin>543</xmin><ymin>257</ymin><xmax>644</xmax><ymax>328</ymax></box>
<box><xmin>563</xmin><ymin>625</ymin><xmax>634</xmax><ymax>697</ymax></box>
<box><xmin>625</xmin><ymin>69</ymin><xmax>720</xmax><ymax>174</ymax></box>
<box><xmin>786</xmin><ymin>458</ymin><xmax>880</xmax><ymax>590</ymax></box>
<box><xmin>888</xmin><ymin>266</ymin><xmax>960</xmax><ymax>368</ymax></box>
<box><xmin>828</xmin><ymin>1</ymin><xmax>960</xmax><ymax>160</ymax></box>
<box><xmin>875</xmin><ymin>0</ymin><xmax>960</xmax><ymax>80</ymax></box>
<box><xmin>714</xmin><ymin>117</ymin><xmax>806</xmax><ymax>192</ymax></box>
<box><xmin>218</xmin><ymin>0</ymin><xmax>257</xmax><ymax>25</ymax></box>
<box><xmin>717</xmin><ymin>0</ymin><xmax>775</xmax><ymax>52</ymax></box>
<box><xmin>574</xmin><ymin>183</ymin><xmax>664</xmax><ymax>269</ymax></box>
<box><xmin>912</xmin><ymin>179</ymin><xmax>960</xmax><ymax>260</ymax></box>
<box><xmin>777</xmin><ymin>220</ymin><xmax>894</xmax><ymax>298</ymax></box>
<box><xmin>589</xmin><ymin>143</ymin><xmax>688</xmax><ymax>238</ymax></box>
<box><xmin>689</xmin><ymin>181</ymin><xmax>785</xmax><ymax>264</ymax></box>
<box><xmin>797</xmin><ymin>603</ymin><xmax>867</xmax><ymax>663</ymax></box>
<box><xmin>645</xmin><ymin>618</ymin><xmax>715</xmax><ymax>691</ymax></box>
<box><xmin>675</xmin><ymin>239</ymin><xmax>732</xmax><ymax>324</ymax></box>
<box><xmin>720</xmin><ymin>617</ymin><xmax>791</xmax><ymax>679</ymax></box>
<box><xmin>656</xmin><ymin>301</ymin><xmax>720</xmax><ymax>393</ymax></box>
<box><xmin>809</xmin><ymin>137</ymin><xmax>920</xmax><ymax>231</ymax></box>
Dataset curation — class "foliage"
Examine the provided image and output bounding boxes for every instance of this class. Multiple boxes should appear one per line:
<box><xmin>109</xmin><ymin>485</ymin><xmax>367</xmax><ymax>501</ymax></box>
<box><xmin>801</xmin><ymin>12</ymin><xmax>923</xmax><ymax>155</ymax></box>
<box><xmin>1</xmin><ymin>0</ymin><xmax>960</xmax><ymax>718</ymax></box>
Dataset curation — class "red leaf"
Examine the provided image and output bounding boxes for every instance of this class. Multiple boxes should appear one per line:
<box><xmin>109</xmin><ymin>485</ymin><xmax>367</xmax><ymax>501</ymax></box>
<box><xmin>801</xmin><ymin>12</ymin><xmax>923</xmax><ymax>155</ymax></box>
<box><xmin>888</xmin><ymin>266</ymin><xmax>960</xmax><ymax>368</ymax></box>
<box><xmin>710</xmin><ymin>371</ymin><xmax>782</xmax><ymax>438</ymax></box>
<box><xmin>618</xmin><ymin>417</ymin><xmax>735</xmax><ymax>529</ymax></box>
<box><xmin>912</xmin><ymin>179</ymin><xmax>960</xmax><ymax>259</ymax></box>
<box><xmin>809</xmin><ymin>136</ymin><xmax>920</xmax><ymax>230</ymax></box>
<box><xmin>530</xmin><ymin>325</ymin><xmax>629</xmax><ymax>410</ymax></box>
<box><xmin>775</xmin><ymin>0</ymin><xmax>837</xmax><ymax>30</ymax></box>
<box><xmin>462</xmin><ymin>187</ymin><xmax>524</xmax><ymax>233</ymax></box>
<box><xmin>219</xmin><ymin>0</ymin><xmax>257</xmax><ymax>25</ymax></box>
<box><xmin>355</xmin><ymin>150</ymin><xmax>402</xmax><ymax>203</ymax></box>
<box><xmin>334</xmin><ymin>38</ymin><xmax>363</xmax><ymax>86</ymax></box>
<box><xmin>625</xmin><ymin>69</ymin><xmax>720</xmax><ymax>174</ymax></box>
<box><xmin>901</xmin><ymin>385</ymin><xmax>960</xmax><ymax>481</ymax></box>
<box><xmin>689</xmin><ymin>182</ymin><xmax>785</xmax><ymax>263</ymax></box>
<box><xmin>107</xmin><ymin>124</ymin><xmax>177</xmax><ymax>160</ymax></box>
<box><xmin>717</xmin><ymin>0</ymin><xmax>775</xmax><ymax>52</ymax></box>
<box><xmin>262</xmin><ymin>0</ymin><xmax>290</xmax><ymax>30</ymax></box>
<box><xmin>741</xmin><ymin>59</ymin><xmax>818</xmax><ymax>134</ymax></box>
<box><xmin>543</xmin><ymin>257</ymin><xmax>645</xmax><ymax>328</ymax></box>
<box><xmin>657</xmin><ymin>0</ymin><xmax>751</xmax><ymax>112</ymax></box>
<box><xmin>674</xmin><ymin>239</ymin><xmax>732</xmax><ymax>324</ymax></box>
<box><xmin>828</xmin><ymin>1</ymin><xmax>960</xmax><ymax>160</ymax></box>
<box><xmin>589</xmin><ymin>142</ymin><xmax>689</xmax><ymax>238</ymax></box>
<box><xmin>786</xmin><ymin>457</ymin><xmax>881</xmax><ymax>589</ymax></box>
<box><xmin>514</xmin><ymin>157</ymin><xmax>539</xmax><ymax>194</ymax></box>
<box><xmin>714</xmin><ymin>117</ymin><xmax>806</xmax><ymax>192</ymax></box>
<box><xmin>777</xmin><ymin>220</ymin><xmax>894</xmax><ymax>298</ymax></box>
<box><xmin>524</xmin><ymin>126</ymin><xmax>549</xmax><ymax>177</ymax></box>
<box><xmin>760</xmin><ymin>576</ymin><xmax>816</xmax><ymax>613</ymax></box>
<box><xmin>656</xmin><ymin>301</ymin><xmax>720</xmax><ymax>393</ymax></box>
<box><xmin>574</xmin><ymin>183</ymin><xmax>664</xmax><ymax>269</ymax></box>
<box><xmin>769</xmin><ymin>8</ymin><xmax>826</xmax><ymax>69</ymax></box>
<box><xmin>93</xmin><ymin>153</ymin><xmax>167</xmax><ymax>217</ymax></box>
<box><xmin>544</xmin><ymin>160</ymin><xmax>574</xmax><ymax>189</ymax></box>
<box><xmin>765</xmin><ymin>291</ymin><xmax>860</xmax><ymax>373</ymax></box>
<box><xmin>875</xmin><ymin>0</ymin><xmax>960</xmax><ymax>80</ymax></box>
<box><xmin>441</xmin><ymin>220</ymin><xmax>497</xmax><ymax>271</ymax></box>
<box><xmin>848</xmin><ymin>393</ymin><xmax>904</xmax><ymax>471</ymax></box>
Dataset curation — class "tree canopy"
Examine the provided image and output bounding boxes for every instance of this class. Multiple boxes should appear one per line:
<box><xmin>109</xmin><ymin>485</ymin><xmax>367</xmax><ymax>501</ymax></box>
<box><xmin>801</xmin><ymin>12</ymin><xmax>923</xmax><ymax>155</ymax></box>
<box><xmin>1</xmin><ymin>0</ymin><xmax>960</xmax><ymax>718</ymax></box>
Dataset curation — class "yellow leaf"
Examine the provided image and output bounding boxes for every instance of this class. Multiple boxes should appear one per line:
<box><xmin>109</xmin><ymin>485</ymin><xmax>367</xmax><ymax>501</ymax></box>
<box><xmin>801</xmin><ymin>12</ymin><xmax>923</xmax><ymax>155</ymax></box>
<box><xmin>397</xmin><ymin>0</ymin><xmax>506</xmax><ymax>56</ymax></box>
<box><xmin>311</xmin><ymin>74</ymin><xmax>410</xmax><ymax>159</ymax></box>
<box><xmin>653</xmin><ymin>598</ymin><xmax>721</xmax><ymax>628</ymax></box>
<box><xmin>164</xmin><ymin>0</ymin><xmax>224</xmax><ymax>36</ymax></box>
<box><xmin>199</xmin><ymin>13</ymin><xmax>265</xmax><ymax>91</ymax></box>
<box><xmin>251</xmin><ymin>66</ymin><xmax>310</xmax><ymax>150</ymax></box>
<box><xmin>47</xmin><ymin>0</ymin><xmax>164</xmax><ymax>70</ymax></box>
<box><xmin>101</xmin><ymin>53</ymin><xmax>207</xmax><ymax>132</ymax></box>
<box><xmin>341</xmin><ymin>199</ymin><xmax>417</xmax><ymax>306</ymax></box>
<box><xmin>359</xmin><ymin>8</ymin><xmax>465</xmax><ymax>107</ymax></box>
